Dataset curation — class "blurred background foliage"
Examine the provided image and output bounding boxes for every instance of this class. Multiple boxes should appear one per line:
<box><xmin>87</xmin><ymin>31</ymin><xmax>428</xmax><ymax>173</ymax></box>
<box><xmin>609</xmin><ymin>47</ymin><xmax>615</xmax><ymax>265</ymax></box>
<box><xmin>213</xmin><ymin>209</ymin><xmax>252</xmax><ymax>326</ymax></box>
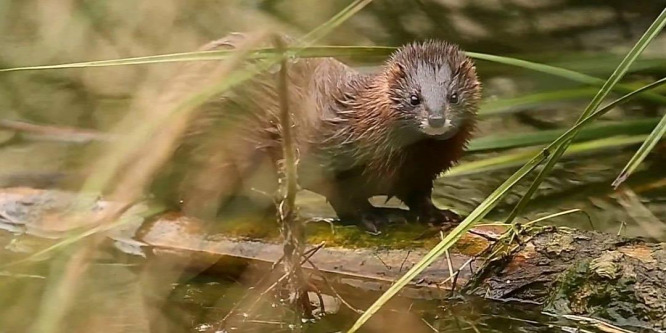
<box><xmin>0</xmin><ymin>1</ymin><xmax>666</xmax><ymax>332</ymax></box>
<box><xmin>1</xmin><ymin>0</ymin><xmax>666</xmax><ymax>238</ymax></box>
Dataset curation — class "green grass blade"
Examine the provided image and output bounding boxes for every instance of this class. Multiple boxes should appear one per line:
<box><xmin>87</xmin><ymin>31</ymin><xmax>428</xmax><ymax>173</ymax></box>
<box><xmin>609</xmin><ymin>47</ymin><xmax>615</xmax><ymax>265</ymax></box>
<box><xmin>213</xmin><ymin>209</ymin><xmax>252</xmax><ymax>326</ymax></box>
<box><xmin>0</xmin><ymin>46</ymin><xmax>394</xmax><ymax>73</ymax></box>
<box><xmin>300</xmin><ymin>0</ymin><xmax>373</xmax><ymax>44</ymax></box>
<box><xmin>468</xmin><ymin>52</ymin><xmax>597</xmax><ymax>84</ymax></box>
<box><xmin>468</xmin><ymin>118</ymin><xmax>659</xmax><ymax>152</ymax></box>
<box><xmin>0</xmin><ymin>48</ymin><xmax>666</xmax><ymax>106</ymax></box>
<box><xmin>550</xmin><ymin>53</ymin><xmax>666</xmax><ymax>76</ymax></box>
<box><xmin>5</xmin><ymin>46</ymin><xmax>666</xmax><ymax>110</ymax></box>
<box><xmin>502</xmin><ymin>8</ymin><xmax>666</xmax><ymax>224</ymax></box>
<box><xmin>468</xmin><ymin>52</ymin><xmax>666</xmax><ymax>106</ymax></box>
<box><xmin>0</xmin><ymin>50</ymin><xmax>233</xmax><ymax>72</ymax></box>
<box><xmin>347</xmin><ymin>156</ymin><xmax>543</xmax><ymax>333</ymax></box>
<box><xmin>479</xmin><ymin>88</ymin><xmax>599</xmax><ymax>118</ymax></box>
<box><xmin>0</xmin><ymin>0</ymin><xmax>375</xmax><ymax>73</ymax></box>
<box><xmin>3</xmin><ymin>38</ymin><xmax>666</xmax><ymax>108</ymax></box>
<box><xmin>5</xmin><ymin>46</ymin><xmax>665</xmax><ymax>108</ymax></box>
<box><xmin>542</xmin><ymin>78</ymin><xmax>666</xmax><ymax>150</ymax></box>
<box><xmin>613</xmin><ymin>114</ymin><xmax>666</xmax><ymax>187</ymax></box>
<box><xmin>450</xmin><ymin>135</ymin><xmax>653</xmax><ymax>177</ymax></box>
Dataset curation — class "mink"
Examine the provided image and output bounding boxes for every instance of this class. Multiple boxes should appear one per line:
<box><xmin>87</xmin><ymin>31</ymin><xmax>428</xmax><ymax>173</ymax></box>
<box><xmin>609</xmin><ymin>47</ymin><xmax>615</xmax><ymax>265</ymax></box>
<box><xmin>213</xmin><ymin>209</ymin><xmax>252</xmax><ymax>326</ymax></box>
<box><xmin>154</xmin><ymin>33</ymin><xmax>482</xmax><ymax>234</ymax></box>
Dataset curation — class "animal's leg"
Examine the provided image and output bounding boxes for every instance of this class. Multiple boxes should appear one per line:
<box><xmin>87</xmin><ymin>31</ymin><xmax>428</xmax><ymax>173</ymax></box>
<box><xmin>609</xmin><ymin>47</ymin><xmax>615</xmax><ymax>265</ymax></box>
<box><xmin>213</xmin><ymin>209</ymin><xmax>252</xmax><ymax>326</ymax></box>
<box><xmin>180</xmin><ymin>154</ymin><xmax>242</xmax><ymax>220</ymax></box>
<box><xmin>398</xmin><ymin>182</ymin><xmax>461</xmax><ymax>225</ymax></box>
<box><xmin>326</xmin><ymin>192</ymin><xmax>390</xmax><ymax>235</ymax></box>
<box><xmin>180</xmin><ymin>141</ymin><xmax>274</xmax><ymax>220</ymax></box>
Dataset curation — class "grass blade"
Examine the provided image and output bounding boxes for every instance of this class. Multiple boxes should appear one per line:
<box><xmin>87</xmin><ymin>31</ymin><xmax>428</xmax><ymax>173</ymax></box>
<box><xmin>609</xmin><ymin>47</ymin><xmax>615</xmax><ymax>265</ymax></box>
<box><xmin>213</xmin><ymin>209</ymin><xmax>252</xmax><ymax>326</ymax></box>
<box><xmin>347</xmin><ymin>156</ymin><xmax>543</xmax><ymax>333</ymax></box>
<box><xmin>0</xmin><ymin>0</ymin><xmax>375</xmax><ymax>73</ymax></box>
<box><xmin>503</xmin><ymin>8</ymin><xmax>666</xmax><ymax>225</ymax></box>
<box><xmin>450</xmin><ymin>135</ymin><xmax>654</xmax><ymax>177</ymax></box>
<box><xmin>3</xmin><ymin>48</ymin><xmax>664</xmax><ymax>106</ymax></box>
<box><xmin>468</xmin><ymin>118</ymin><xmax>660</xmax><ymax>152</ymax></box>
<box><xmin>467</xmin><ymin>52</ymin><xmax>666</xmax><ymax>106</ymax></box>
<box><xmin>300</xmin><ymin>0</ymin><xmax>373</xmax><ymax>44</ymax></box>
<box><xmin>3</xmin><ymin>45</ymin><xmax>666</xmax><ymax>108</ymax></box>
<box><xmin>479</xmin><ymin>87</ymin><xmax>599</xmax><ymax>118</ymax></box>
<box><xmin>0</xmin><ymin>46</ymin><xmax>394</xmax><ymax>73</ymax></box>
<box><xmin>613</xmin><ymin>114</ymin><xmax>666</xmax><ymax>187</ymax></box>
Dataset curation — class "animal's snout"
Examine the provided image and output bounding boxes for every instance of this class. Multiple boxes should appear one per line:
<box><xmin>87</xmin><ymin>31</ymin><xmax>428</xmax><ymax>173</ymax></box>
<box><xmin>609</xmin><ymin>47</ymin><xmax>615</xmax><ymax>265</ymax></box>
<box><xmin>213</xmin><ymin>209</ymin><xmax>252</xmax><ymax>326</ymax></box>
<box><xmin>427</xmin><ymin>115</ymin><xmax>446</xmax><ymax>128</ymax></box>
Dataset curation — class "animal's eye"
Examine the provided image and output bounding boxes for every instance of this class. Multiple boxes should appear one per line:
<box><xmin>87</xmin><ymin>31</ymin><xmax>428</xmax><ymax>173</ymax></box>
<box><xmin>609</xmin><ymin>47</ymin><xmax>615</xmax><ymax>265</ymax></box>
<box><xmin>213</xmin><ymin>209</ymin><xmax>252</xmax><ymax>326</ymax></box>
<box><xmin>409</xmin><ymin>94</ymin><xmax>421</xmax><ymax>106</ymax></box>
<box><xmin>449</xmin><ymin>92</ymin><xmax>459</xmax><ymax>104</ymax></box>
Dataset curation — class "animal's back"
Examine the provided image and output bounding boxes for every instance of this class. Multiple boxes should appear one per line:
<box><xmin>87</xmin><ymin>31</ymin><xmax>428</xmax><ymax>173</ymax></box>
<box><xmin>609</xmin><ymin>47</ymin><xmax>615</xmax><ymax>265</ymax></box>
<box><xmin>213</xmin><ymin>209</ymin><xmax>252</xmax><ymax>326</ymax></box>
<box><xmin>153</xmin><ymin>33</ymin><xmax>359</xmax><ymax>218</ymax></box>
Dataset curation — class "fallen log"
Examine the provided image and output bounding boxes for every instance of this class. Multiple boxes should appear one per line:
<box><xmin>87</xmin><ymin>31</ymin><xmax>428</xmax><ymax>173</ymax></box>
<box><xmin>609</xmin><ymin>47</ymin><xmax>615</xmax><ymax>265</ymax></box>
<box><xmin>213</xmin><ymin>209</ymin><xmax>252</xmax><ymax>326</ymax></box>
<box><xmin>0</xmin><ymin>187</ymin><xmax>664</xmax><ymax>330</ymax></box>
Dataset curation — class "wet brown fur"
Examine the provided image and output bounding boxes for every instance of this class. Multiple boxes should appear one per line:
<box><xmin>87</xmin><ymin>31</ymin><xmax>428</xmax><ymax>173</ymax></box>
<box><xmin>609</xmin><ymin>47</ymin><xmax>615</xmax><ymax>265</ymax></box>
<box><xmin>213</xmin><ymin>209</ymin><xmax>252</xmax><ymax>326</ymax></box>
<box><xmin>155</xmin><ymin>33</ymin><xmax>481</xmax><ymax>229</ymax></box>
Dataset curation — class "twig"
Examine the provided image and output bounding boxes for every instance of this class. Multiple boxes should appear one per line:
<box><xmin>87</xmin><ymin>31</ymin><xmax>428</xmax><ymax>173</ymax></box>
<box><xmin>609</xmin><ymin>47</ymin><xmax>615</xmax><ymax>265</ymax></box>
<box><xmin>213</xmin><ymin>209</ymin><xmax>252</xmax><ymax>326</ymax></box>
<box><xmin>437</xmin><ymin>256</ymin><xmax>479</xmax><ymax>292</ymax></box>
<box><xmin>0</xmin><ymin>119</ymin><xmax>113</xmax><ymax>143</ymax></box>
<box><xmin>213</xmin><ymin>242</ymin><xmax>325</xmax><ymax>332</ymax></box>
<box><xmin>372</xmin><ymin>251</ymin><xmax>391</xmax><ymax>271</ymax></box>
<box><xmin>467</xmin><ymin>229</ymin><xmax>500</xmax><ymax>242</ymax></box>
<box><xmin>0</xmin><ymin>210</ymin><xmax>21</xmax><ymax>224</ymax></box>
<box><xmin>617</xmin><ymin>220</ymin><xmax>626</xmax><ymax>236</ymax></box>
<box><xmin>421</xmin><ymin>318</ymin><xmax>438</xmax><ymax>332</ymax></box>
<box><xmin>398</xmin><ymin>250</ymin><xmax>411</xmax><ymax>272</ymax></box>
<box><xmin>543</xmin><ymin>312</ymin><xmax>635</xmax><ymax>333</ymax></box>
<box><xmin>303</xmin><ymin>256</ymin><xmax>363</xmax><ymax>314</ymax></box>
<box><xmin>238</xmin><ymin>243</ymin><xmax>325</xmax><ymax>323</ymax></box>
<box><xmin>273</xmin><ymin>32</ymin><xmax>309</xmax><ymax>326</ymax></box>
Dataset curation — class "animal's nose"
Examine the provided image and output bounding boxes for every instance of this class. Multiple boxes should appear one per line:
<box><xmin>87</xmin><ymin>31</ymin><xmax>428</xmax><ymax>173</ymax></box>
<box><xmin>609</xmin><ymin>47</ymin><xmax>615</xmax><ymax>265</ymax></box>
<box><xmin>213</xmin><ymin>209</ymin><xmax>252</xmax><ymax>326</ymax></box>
<box><xmin>427</xmin><ymin>115</ymin><xmax>446</xmax><ymax>128</ymax></box>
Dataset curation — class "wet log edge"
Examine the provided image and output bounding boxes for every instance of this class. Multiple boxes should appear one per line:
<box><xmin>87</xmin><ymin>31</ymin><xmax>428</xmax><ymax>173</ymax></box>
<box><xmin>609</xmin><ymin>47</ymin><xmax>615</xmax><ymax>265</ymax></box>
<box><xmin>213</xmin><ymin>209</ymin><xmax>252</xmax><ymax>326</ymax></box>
<box><xmin>138</xmin><ymin>215</ymin><xmax>482</xmax><ymax>300</ymax></box>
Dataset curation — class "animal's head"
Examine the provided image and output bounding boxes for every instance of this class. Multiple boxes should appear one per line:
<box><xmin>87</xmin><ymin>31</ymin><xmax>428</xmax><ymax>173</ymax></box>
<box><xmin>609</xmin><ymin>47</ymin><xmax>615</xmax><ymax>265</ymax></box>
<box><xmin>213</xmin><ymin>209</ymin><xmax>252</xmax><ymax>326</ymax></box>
<box><xmin>384</xmin><ymin>40</ymin><xmax>481</xmax><ymax>139</ymax></box>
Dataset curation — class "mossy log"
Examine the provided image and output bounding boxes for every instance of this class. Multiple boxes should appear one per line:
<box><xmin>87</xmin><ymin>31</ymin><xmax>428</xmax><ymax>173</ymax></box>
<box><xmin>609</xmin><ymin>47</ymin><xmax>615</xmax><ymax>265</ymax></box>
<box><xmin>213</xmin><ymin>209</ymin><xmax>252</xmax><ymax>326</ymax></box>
<box><xmin>0</xmin><ymin>187</ymin><xmax>664</xmax><ymax>330</ymax></box>
<box><xmin>466</xmin><ymin>227</ymin><xmax>666</xmax><ymax>330</ymax></box>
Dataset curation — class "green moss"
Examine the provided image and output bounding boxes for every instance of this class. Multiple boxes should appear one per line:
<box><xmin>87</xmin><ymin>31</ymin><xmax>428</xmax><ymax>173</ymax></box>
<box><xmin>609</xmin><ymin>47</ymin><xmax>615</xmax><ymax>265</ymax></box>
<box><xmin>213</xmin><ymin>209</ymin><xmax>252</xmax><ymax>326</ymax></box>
<box><xmin>207</xmin><ymin>216</ymin><xmax>282</xmax><ymax>240</ymax></box>
<box><xmin>206</xmin><ymin>214</ymin><xmax>443</xmax><ymax>249</ymax></box>
<box><xmin>545</xmin><ymin>255</ymin><xmax>644</xmax><ymax>326</ymax></box>
<box><xmin>205</xmin><ymin>212</ymin><xmax>498</xmax><ymax>252</ymax></box>
<box><xmin>304</xmin><ymin>222</ymin><xmax>431</xmax><ymax>249</ymax></box>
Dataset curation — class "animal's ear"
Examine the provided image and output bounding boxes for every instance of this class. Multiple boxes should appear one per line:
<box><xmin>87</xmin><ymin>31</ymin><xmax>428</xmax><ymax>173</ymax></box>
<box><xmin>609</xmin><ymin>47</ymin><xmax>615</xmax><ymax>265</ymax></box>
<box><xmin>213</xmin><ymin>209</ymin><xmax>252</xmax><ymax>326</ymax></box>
<box><xmin>460</xmin><ymin>59</ymin><xmax>477</xmax><ymax>76</ymax></box>
<box><xmin>387</xmin><ymin>62</ymin><xmax>406</xmax><ymax>81</ymax></box>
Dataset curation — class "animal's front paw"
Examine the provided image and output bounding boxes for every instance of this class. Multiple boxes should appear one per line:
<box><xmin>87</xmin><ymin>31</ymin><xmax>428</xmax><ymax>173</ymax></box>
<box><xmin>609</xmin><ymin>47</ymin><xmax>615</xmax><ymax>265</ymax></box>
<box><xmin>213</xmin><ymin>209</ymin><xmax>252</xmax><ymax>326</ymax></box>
<box><xmin>358</xmin><ymin>211</ymin><xmax>389</xmax><ymax>235</ymax></box>
<box><xmin>336</xmin><ymin>210</ymin><xmax>388</xmax><ymax>235</ymax></box>
<box><xmin>418</xmin><ymin>208</ymin><xmax>462</xmax><ymax>226</ymax></box>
